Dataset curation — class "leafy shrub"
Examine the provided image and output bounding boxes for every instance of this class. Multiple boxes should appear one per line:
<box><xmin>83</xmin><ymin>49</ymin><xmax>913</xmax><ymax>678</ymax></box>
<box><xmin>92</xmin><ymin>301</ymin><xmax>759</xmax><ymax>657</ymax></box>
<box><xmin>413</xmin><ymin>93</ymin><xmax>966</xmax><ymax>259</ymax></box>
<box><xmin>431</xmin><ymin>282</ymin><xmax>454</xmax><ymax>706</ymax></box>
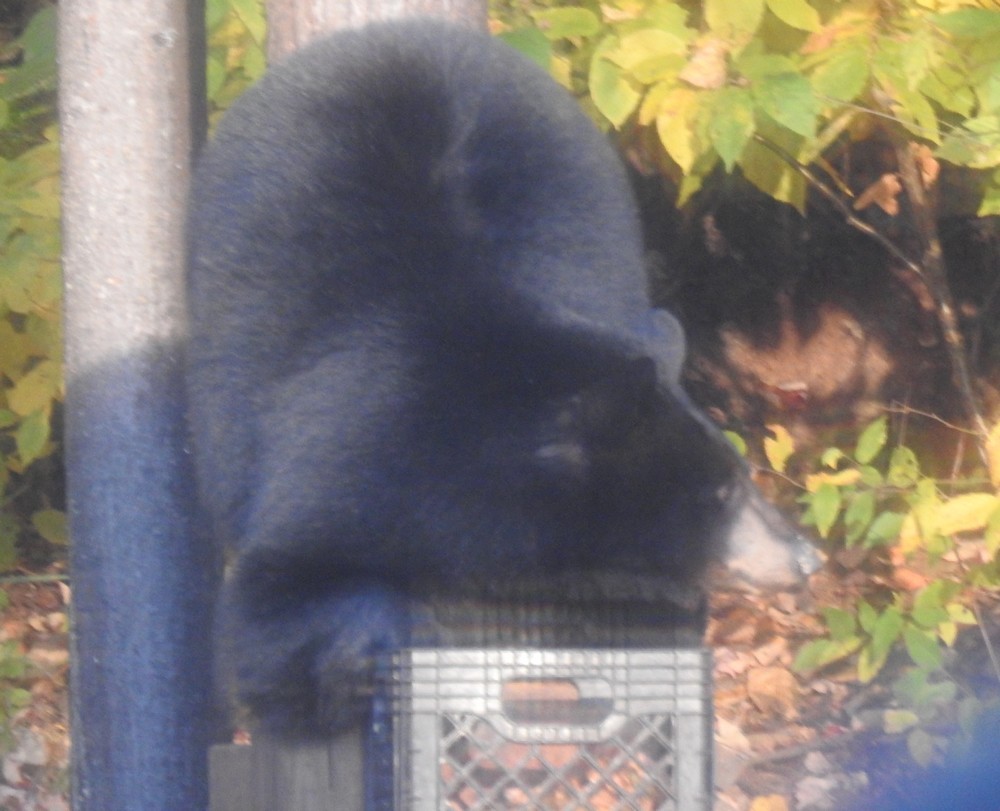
<box><xmin>0</xmin><ymin>6</ymin><xmax>63</xmax><ymax>571</ymax></box>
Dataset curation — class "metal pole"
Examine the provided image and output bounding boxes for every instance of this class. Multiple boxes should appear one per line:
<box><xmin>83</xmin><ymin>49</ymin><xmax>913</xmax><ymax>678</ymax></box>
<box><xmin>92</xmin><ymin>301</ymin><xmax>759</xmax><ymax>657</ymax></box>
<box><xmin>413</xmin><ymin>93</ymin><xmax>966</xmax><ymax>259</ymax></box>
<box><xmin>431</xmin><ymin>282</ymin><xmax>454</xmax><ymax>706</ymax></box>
<box><xmin>59</xmin><ymin>1</ymin><xmax>213</xmax><ymax>809</ymax></box>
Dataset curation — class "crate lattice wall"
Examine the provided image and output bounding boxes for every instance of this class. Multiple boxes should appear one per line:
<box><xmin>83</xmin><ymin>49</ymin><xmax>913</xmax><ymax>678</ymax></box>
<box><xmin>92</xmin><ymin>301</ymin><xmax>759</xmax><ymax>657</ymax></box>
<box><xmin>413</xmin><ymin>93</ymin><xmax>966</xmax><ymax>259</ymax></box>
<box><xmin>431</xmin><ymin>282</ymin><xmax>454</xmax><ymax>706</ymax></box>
<box><xmin>383</xmin><ymin>648</ymin><xmax>713</xmax><ymax>811</ymax></box>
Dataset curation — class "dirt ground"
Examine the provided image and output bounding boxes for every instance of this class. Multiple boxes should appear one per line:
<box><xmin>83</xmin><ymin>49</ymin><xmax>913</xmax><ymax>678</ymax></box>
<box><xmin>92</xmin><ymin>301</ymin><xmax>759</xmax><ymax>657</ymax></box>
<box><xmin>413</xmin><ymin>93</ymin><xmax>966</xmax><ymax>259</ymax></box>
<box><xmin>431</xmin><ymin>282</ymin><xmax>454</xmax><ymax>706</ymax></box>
<box><xmin>2</xmin><ymin>560</ymin><xmax>997</xmax><ymax>810</ymax></box>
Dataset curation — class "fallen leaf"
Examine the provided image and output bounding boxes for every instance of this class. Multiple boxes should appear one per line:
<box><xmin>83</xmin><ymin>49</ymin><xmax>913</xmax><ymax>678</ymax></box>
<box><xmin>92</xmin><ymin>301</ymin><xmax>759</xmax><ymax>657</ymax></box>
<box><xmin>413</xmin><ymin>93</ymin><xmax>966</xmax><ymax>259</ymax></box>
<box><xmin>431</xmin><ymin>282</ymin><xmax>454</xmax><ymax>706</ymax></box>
<box><xmin>853</xmin><ymin>172</ymin><xmax>902</xmax><ymax>216</ymax></box>
<box><xmin>891</xmin><ymin>566</ymin><xmax>930</xmax><ymax>591</ymax></box>
<box><xmin>750</xmin><ymin>795</ymin><xmax>788</xmax><ymax>811</ymax></box>
<box><xmin>912</xmin><ymin>142</ymin><xmax>939</xmax><ymax>189</ymax></box>
<box><xmin>753</xmin><ymin>637</ymin><xmax>789</xmax><ymax>667</ymax></box>
<box><xmin>747</xmin><ymin>666</ymin><xmax>799</xmax><ymax>719</ymax></box>
<box><xmin>716</xmin><ymin>716</ymin><xmax>752</xmax><ymax>752</ymax></box>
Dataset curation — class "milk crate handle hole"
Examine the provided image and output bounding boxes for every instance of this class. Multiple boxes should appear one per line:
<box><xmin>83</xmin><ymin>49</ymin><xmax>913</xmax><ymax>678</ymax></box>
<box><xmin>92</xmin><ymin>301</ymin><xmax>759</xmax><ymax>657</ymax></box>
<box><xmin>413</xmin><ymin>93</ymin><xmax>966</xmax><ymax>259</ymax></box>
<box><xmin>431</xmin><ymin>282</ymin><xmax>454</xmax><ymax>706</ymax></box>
<box><xmin>500</xmin><ymin>677</ymin><xmax>613</xmax><ymax>726</ymax></box>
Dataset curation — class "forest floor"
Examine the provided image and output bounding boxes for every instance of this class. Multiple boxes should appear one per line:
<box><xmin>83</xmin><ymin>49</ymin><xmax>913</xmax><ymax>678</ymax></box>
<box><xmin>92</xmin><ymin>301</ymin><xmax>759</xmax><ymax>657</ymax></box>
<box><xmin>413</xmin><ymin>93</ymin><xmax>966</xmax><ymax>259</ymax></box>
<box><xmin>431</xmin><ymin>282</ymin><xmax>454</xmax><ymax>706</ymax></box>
<box><xmin>0</xmin><ymin>560</ymin><xmax>997</xmax><ymax>810</ymax></box>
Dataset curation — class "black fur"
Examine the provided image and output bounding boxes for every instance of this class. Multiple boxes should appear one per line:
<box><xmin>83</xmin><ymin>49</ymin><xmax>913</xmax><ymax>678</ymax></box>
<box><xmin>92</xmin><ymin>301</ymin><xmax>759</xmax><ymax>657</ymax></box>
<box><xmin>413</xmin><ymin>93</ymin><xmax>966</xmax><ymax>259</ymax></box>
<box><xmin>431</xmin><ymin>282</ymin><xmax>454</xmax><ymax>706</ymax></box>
<box><xmin>186</xmin><ymin>18</ymin><xmax>814</xmax><ymax>737</ymax></box>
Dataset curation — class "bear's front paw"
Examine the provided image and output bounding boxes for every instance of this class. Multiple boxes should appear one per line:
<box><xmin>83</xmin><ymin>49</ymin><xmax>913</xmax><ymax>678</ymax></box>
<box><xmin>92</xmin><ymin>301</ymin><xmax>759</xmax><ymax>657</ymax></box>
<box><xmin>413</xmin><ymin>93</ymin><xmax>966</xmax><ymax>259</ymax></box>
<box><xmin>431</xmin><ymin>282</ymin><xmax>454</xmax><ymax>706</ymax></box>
<box><xmin>226</xmin><ymin>580</ymin><xmax>410</xmax><ymax>739</ymax></box>
<box><xmin>312</xmin><ymin>586</ymin><xmax>410</xmax><ymax>732</ymax></box>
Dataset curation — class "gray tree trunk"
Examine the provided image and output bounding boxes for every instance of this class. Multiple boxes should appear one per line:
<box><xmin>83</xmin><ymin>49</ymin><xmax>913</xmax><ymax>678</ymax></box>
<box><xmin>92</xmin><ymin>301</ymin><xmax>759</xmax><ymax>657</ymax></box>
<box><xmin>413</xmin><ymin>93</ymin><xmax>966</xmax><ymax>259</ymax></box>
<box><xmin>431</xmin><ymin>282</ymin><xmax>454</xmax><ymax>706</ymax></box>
<box><xmin>266</xmin><ymin>0</ymin><xmax>487</xmax><ymax>60</ymax></box>
<box><xmin>60</xmin><ymin>1</ymin><xmax>215</xmax><ymax>810</ymax></box>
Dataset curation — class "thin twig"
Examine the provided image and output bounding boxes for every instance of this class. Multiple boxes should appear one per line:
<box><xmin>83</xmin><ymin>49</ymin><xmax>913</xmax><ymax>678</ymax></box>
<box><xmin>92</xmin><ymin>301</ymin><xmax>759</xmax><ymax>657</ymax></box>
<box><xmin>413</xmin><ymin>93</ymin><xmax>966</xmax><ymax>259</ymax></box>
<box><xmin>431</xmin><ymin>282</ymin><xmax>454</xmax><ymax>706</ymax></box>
<box><xmin>882</xmin><ymin>404</ymin><xmax>980</xmax><ymax>436</ymax></box>
<box><xmin>970</xmin><ymin>599</ymin><xmax>1000</xmax><ymax>686</ymax></box>
<box><xmin>753</xmin><ymin>133</ymin><xmax>990</xmax><ymax>462</ymax></box>
<box><xmin>751</xmin><ymin>134</ymin><xmax>927</xmax><ymax>281</ymax></box>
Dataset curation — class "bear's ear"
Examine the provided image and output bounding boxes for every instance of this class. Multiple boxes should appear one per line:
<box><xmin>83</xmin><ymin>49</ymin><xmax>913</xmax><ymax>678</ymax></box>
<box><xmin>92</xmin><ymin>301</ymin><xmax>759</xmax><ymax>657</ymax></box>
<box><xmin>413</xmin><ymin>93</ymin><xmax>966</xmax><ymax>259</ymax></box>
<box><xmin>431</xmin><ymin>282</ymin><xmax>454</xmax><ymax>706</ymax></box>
<box><xmin>632</xmin><ymin>309</ymin><xmax>686</xmax><ymax>384</ymax></box>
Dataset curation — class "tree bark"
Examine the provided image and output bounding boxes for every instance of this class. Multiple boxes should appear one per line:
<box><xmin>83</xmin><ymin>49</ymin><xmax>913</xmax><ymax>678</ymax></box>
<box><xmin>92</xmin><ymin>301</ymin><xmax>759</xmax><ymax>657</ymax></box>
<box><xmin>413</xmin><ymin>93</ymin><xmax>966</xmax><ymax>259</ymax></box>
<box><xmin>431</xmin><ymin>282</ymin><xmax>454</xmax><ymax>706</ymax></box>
<box><xmin>266</xmin><ymin>0</ymin><xmax>488</xmax><ymax>61</ymax></box>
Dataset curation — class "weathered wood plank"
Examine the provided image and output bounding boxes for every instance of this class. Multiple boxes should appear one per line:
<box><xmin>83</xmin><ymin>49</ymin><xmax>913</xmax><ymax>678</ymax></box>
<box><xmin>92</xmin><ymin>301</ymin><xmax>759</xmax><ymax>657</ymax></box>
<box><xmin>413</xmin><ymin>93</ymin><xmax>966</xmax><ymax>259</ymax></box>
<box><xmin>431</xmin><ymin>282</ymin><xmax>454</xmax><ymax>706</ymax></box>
<box><xmin>210</xmin><ymin>730</ymin><xmax>365</xmax><ymax>811</ymax></box>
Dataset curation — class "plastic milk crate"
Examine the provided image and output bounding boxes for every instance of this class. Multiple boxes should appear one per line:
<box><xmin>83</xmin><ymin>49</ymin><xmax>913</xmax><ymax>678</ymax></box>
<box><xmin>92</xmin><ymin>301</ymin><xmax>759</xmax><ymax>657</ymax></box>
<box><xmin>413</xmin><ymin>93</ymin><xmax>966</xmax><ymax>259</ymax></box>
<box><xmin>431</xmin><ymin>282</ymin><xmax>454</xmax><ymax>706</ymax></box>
<box><xmin>378</xmin><ymin>647</ymin><xmax>713</xmax><ymax>811</ymax></box>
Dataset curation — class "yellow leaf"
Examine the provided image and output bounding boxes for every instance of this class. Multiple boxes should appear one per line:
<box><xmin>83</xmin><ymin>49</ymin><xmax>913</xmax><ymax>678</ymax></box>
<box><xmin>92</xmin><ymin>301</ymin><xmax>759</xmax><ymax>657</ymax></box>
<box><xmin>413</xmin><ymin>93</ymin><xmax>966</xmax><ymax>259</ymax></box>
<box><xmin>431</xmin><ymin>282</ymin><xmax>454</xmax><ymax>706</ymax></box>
<box><xmin>898</xmin><ymin>512</ymin><xmax>922</xmax><ymax>555</ymax></box>
<box><xmin>706</xmin><ymin>0</ymin><xmax>765</xmax><ymax>35</ymax></box>
<box><xmin>946</xmin><ymin>602</ymin><xmax>977</xmax><ymax>626</ymax></box>
<box><xmin>750</xmin><ymin>796</ymin><xmax>788</xmax><ymax>811</ymax></box>
<box><xmin>639</xmin><ymin>80</ymin><xmax>676</xmax><ymax>126</ymax></box>
<box><xmin>611</xmin><ymin>29</ymin><xmax>687</xmax><ymax>71</ymax></box>
<box><xmin>764</xmin><ymin>424</ymin><xmax>795</xmax><ymax>473</ymax></box>
<box><xmin>805</xmin><ymin>468</ymin><xmax>862</xmax><ymax>493</ymax></box>
<box><xmin>656</xmin><ymin>88</ymin><xmax>703</xmax><ymax>172</ymax></box>
<box><xmin>7</xmin><ymin>359</ymin><xmax>61</xmax><ymax>416</ymax></box>
<box><xmin>935</xmin><ymin>493</ymin><xmax>1000</xmax><ymax>536</ymax></box>
<box><xmin>938</xmin><ymin>620</ymin><xmax>957</xmax><ymax>647</ymax></box>
<box><xmin>590</xmin><ymin>36</ymin><xmax>642</xmax><ymax>127</ymax></box>
<box><xmin>883</xmin><ymin>709</ymin><xmax>919</xmax><ymax>734</ymax></box>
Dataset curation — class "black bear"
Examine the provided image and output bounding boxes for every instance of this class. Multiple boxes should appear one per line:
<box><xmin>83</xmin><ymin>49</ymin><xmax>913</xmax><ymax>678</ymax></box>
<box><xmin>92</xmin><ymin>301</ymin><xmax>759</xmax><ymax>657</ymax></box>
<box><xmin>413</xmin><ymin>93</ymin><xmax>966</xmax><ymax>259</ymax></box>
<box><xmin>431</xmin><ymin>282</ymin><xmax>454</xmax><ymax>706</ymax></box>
<box><xmin>186</xmin><ymin>18</ymin><xmax>818</xmax><ymax>737</ymax></box>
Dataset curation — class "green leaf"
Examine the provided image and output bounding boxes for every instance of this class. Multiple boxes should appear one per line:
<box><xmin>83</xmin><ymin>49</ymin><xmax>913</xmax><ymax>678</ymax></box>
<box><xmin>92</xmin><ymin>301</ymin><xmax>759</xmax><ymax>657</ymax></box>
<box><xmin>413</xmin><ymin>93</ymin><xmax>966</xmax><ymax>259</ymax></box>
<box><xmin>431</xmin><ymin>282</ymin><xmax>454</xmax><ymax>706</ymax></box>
<box><xmin>811</xmin><ymin>482</ymin><xmax>842</xmax><ymax>539</ymax></box>
<box><xmin>206</xmin><ymin>0</ymin><xmax>230</xmax><ymax>29</ymax></box>
<box><xmin>855</xmin><ymin>416</ymin><xmax>888</xmax><ymax>464</ymax></box>
<box><xmin>858</xmin><ymin>600</ymin><xmax>879</xmax><ymax>635</ymax></box>
<box><xmin>753</xmin><ymin>72</ymin><xmax>818</xmax><ymax>138</ymax></box>
<box><xmin>892</xmin><ymin>668</ymin><xmax>958</xmax><ymax>710</ymax></box>
<box><xmin>206</xmin><ymin>54</ymin><xmax>228</xmax><ymax>102</ymax></box>
<box><xmin>865</xmin><ymin>511</ymin><xmax>905</xmax><ymax>547</ymax></box>
<box><xmin>0</xmin><ymin>641</ymin><xmax>26</xmax><ymax>678</ymax></box>
<box><xmin>870</xmin><ymin>606</ymin><xmax>905</xmax><ymax>663</ymax></box>
<box><xmin>895</xmin><ymin>89</ymin><xmax>942</xmax><ymax>143</ymax></box>
<box><xmin>0</xmin><ymin>515</ymin><xmax>18</xmax><ymax>573</ymax></box>
<box><xmin>531</xmin><ymin>7</ymin><xmax>600</xmax><ymax>40</ymax></box>
<box><xmin>980</xmin><ymin>169</ymin><xmax>1000</xmax><ymax>217</ymax></box>
<box><xmin>706</xmin><ymin>0</ymin><xmax>765</xmax><ymax>35</ymax></box>
<box><xmin>936</xmin><ymin>116</ymin><xmax>1000</xmax><ymax>169</ymax></box>
<box><xmin>15</xmin><ymin>409</ymin><xmax>49</xmax><ymax>465</ymax></box>
<box><xmin>931</xmin><ymin>10</ymin><xmax>1000</xmax><ymax>38</ymax></box>
<box><xmin>858</xmin><ymin>642</ymin><xmax>890</xmax><ymax>682</ymax></box>
<box><xmin>793</xmin><ymin>635</ymin><xmax>862</xmax><ymax>672</ymax></box>
<box><xmin>4</xmin><ymin>687</ymin><xmax>30</xmax><ymax>711</ymax></box>
<box><xmin>887</xmin><ymin>446</ymin><xmax>920</xmax><ymax>488</ymax></box>
<box><xmin>724</xmin><ymin>430</ymin><xmax>747</xmax><ymax>456</ymax></box>
<box><xmin>229</xmin><ymin>0</ymin><xmax>267</xmax><ymax>46</ymax></box>
<box><xmin>737</xmin><ymin>51</ymin><xmax>797</xmax><ymax>82</ymax></box>
<box><xmin>0</xmin><ymin>7</ymin><xmax>57</xmax><ymax>103</ymax></box>
<box><xmin>708</xmin><ymin>87</ymin><xmax>756</xmax><ymax>171</ymax></box>
<box><xmin>810</xmin><ymin>42</ymin><xmax>870</xmax><ymax>104</ymax></box>
<box><xmin>912</xmin><ymin>582</ymin><xmax>949</xmax><ymax>629</ymax></box>
<box><xmin>883</xmin><ymin>709</ymin><xmax>919</xmax><ymax>734</ymax></box>
<box><xmin>821</xmin><ymin>447</ymin><xmax>844</xmax><ymax>469</ymax></box>
<box><xmin>845</xmin><ymin>491</ymin><xmax>876</xmax><ymax>545</ymax></box>
<box><xmin>590</xmin><ymin>37</ymin><xmax>642</xmax><ymax>128</ymax></box>
<box><xmin>904</xmin><ymin>626</ymin><xmax>942</xmax><ymax>669</ymax></box>
<box><xmin>500</xmin><ymin>28</ymin><xmax>552</xmax><ymax>70</ymax></box>
<box><xmin>766</xmin><ymin>0</ymin><xmax>820</xmax><ymax>32</ymax></box>
<box><xmin>31</xmin><ymin>509</ymin><xmax>67</xmax><ymax>545</ymax></box>
<box><xmin>608</xmin><ymin>30</ymin><xmax>687</xmax><ymax>84</ymax></box>
<box><xmin>7</xmin><ymin>360</ymin><xmax>61</xmax><ymax>416</ymax></box>
<box><xmin>920</xmin><ymin>62</ymin><xmax>976</xmax><ymax>118</ymax></box>
<box><xmin>907</xmin><ymin>729</ymin><xmax>942</xmax><ymax>768</ymax></box>
<box><xmin>740</xmin><ymin>116</ymin><xmax>806</xmax><ymax>210</ymax></box>
<box><xmin>858</xmin><ymin>465</ymin><xmax>884</xmax><ymax>487</ymax></box>
<box><xmin>823</xmin><ymin>606</ymin><xmax>857</xmax><ymax>641</ymax></box>
<box><xmin>975</xmin><ymin>69</ymin><xmax>1000</xmax><ymax>116</ymax></box>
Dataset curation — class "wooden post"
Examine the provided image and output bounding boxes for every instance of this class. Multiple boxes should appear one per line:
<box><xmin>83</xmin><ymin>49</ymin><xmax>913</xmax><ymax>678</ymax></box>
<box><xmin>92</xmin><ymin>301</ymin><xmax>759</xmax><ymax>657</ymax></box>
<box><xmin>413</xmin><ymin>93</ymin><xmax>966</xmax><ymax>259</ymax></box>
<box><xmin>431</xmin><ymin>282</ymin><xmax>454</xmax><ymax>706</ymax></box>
<box><xmin>210</xmin><ymin>733</ymin><xmax>366</xmax><ymax>811</ymax></box>
<box><xmin>59</xmin><ymin>1</ymin><xmax>214</xmax><ymax>809</ymax></box>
